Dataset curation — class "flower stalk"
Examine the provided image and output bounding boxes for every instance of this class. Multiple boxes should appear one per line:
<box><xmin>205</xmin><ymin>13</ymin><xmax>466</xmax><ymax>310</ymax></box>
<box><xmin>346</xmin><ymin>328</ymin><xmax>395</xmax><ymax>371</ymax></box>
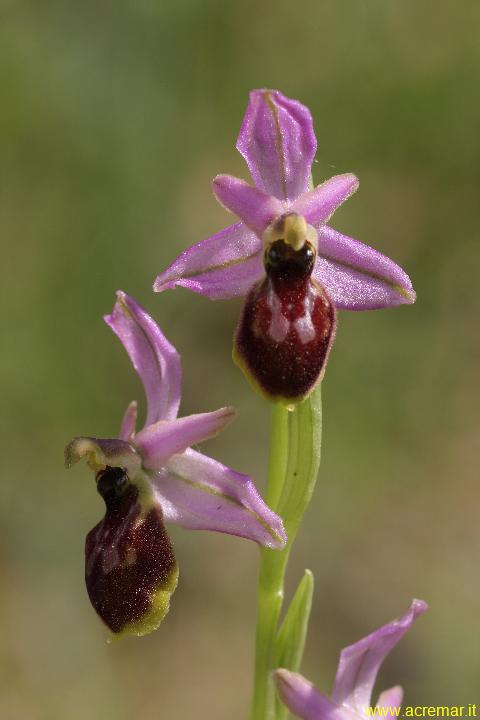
<box><xmin>152</xmin><ymin>87</ymin><xmax>417</xmax><ymax>715</ymax></box>
<box><xmin>250</xmin><ymin>386</ymin><xmax>323</xmax><ymax>720</ymax></box>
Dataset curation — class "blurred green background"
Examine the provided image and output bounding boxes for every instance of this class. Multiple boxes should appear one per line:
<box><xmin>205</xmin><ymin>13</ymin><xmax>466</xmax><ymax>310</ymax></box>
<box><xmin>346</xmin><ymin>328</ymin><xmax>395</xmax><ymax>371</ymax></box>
<box><xmin>1</xmin><ymin>0</ymin><xmax>479</xmax><ymax>717</ymax></box>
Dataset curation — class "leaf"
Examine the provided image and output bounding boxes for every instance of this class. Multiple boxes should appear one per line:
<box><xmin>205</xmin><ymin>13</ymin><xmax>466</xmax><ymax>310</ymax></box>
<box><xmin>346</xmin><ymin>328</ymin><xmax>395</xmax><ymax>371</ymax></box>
<box><xmin>274</xmin><ymin>570</ymin><xmax>314</xmax><ymax>720</ymax></box>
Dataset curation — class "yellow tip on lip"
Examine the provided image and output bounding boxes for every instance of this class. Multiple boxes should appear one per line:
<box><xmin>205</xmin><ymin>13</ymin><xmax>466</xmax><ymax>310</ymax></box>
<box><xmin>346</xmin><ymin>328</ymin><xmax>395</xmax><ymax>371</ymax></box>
<box><xmin>107</xmin><ymin>565</ymin><xmax>180</xmax><ymax>641</ymax></box>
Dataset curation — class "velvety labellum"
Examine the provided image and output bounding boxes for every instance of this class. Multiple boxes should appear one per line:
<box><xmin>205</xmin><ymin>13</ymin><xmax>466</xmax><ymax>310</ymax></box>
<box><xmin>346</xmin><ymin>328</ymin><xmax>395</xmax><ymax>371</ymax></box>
<box><xmin>85</xmin><ymin>466</ymin><xmax>178</xmax><ymax>636</ymax></box>
<box><xmin>234</xmin><ymin>240</ymin><xmax>336</xmax><ymax>403</ymax></box>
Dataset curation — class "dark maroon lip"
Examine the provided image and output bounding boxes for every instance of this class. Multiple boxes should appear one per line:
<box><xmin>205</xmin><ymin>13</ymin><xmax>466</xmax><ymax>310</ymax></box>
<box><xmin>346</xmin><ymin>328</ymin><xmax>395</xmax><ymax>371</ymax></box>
<box><xmin>85</xmin><ymin>472</ymin><xmax>176</xmax><ymax>634</ymax></box>
<box><xmin>235</xmin><ymin>273</ymin><xmax>336</xmax><ymax>402</ymax></box>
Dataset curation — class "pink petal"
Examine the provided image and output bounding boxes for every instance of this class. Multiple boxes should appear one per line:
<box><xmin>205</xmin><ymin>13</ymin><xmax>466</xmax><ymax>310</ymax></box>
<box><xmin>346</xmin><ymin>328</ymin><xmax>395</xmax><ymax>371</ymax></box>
<box><xmin>292</xmin><ymin>174</ymin><xmax>359</xmax><ymax>227</ymax></box>
<box><xmin>275</xmin><ymin>670</ymin><xmax>350</xmax><ymax>720</ymax></box>
<box><xmin>332</xmin><ymin>599</ymin><xmax>427</xmax><ymax>713</ymax></box>
<box><xmin>119</xmin><ymin>400</ymin><xmax>138</xmax><ymax>441</ymax></box>
<box><xmin>152</xmin><ymin>448</ymin><xmax>287</xmax><ymax>549</ymax></box>
<box><xmin>314</xmin><ymin>226</ymin><xmax>416</xmax><ymax>309</ymax></box>
<box><xmin>212</xmin><ymin>175</ymin><xmax>284</xmax><ymax>237</ymax></box>
<box><xmin>135</xmin><ymin>408</ymin><xmax>235</xmax><ymax>468</ymax></box>
<box><xmin>237</xmin><ymin>89</ymin><xmax>317</xmax><ymax>202</ymax></box>
<box><xmin>376</xmin><ymin>687</ymin><xmax>404</xmax><ymax>720</ymax></box>
<box><xmin>153</xmin><ymin>222</ymin><xmax>264</xmax><ymax>300</ymax></box>
<box><xmin>105</xmin><ymin>291</ymin><xmax>182</xmax><ymax>426</ymax></box>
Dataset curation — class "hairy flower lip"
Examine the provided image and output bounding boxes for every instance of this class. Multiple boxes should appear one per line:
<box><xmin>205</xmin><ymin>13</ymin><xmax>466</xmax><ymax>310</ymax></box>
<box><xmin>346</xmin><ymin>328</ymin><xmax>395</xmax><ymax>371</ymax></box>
<box><xmin>274</xmin><ymin>599</ymin><xmax>427</xmax><ymax>720</ymax></box>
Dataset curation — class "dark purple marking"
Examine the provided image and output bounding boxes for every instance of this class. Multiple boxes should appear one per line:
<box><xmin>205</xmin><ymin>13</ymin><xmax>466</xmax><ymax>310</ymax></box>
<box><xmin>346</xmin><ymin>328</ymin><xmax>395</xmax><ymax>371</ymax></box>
<box><xmin>235</xmin><ymin>240</ymin><xmax>336</xmax><ymax>401</ymax></box>
<box><xmin>85</xmin><ymin>466</ymin><xmax>176</xmax><ymax>634</ymax></box>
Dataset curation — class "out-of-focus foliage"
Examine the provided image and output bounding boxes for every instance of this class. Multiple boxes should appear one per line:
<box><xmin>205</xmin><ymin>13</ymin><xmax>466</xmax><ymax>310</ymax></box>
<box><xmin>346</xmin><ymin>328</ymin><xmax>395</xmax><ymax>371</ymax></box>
<box><xmin>1</xmin><ymin>1</ymin><xmax>479</xmax><ymax>717</ymax></box>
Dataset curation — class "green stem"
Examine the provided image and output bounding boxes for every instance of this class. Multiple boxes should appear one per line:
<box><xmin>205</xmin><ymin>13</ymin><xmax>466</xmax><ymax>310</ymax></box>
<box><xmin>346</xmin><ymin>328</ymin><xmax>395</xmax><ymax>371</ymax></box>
<box><xmin>249</xmin><ymin>387</ymin><xmax>323</xmax><ymax>720</ymax></box>
<box><xmin>250</xmin><ymin>548</ymin><xmax>290</xmax><ymax>720</ymax></box>
<box><xmin>250</xmin><ymin>403</ymin><xmax>289</xmax><ymax>720</ymax></box>
<box><xmin>265</xmin><ymin>403</ymin><xmax>289</xmax><ymax>509</ymax></box>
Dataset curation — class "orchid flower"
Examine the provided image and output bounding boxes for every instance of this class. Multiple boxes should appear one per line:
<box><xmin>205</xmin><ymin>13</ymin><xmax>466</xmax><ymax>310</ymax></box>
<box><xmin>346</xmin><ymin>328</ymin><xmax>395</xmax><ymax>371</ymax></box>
<box><xmin>64</xmin><ymin>291</ymin><xmax>286</xmax><ymax>637</ymax></box>
<box><xmin>154</xmin><ymin>90</ymin><xmax>416</xmax><ymax>404</ymax></box>
<box><xmin>275</xmin><ymin>599</ymin><xmax>427</xmax><ymax>720</ymax></box>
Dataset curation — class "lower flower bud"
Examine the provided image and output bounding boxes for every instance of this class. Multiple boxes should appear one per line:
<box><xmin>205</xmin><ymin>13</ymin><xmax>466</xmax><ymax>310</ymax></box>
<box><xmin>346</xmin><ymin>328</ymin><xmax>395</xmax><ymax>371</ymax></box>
<box><xmin>85</xmin><ymin>466</ymin><xmax>178</xmax><ymax>637</ymax></box>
